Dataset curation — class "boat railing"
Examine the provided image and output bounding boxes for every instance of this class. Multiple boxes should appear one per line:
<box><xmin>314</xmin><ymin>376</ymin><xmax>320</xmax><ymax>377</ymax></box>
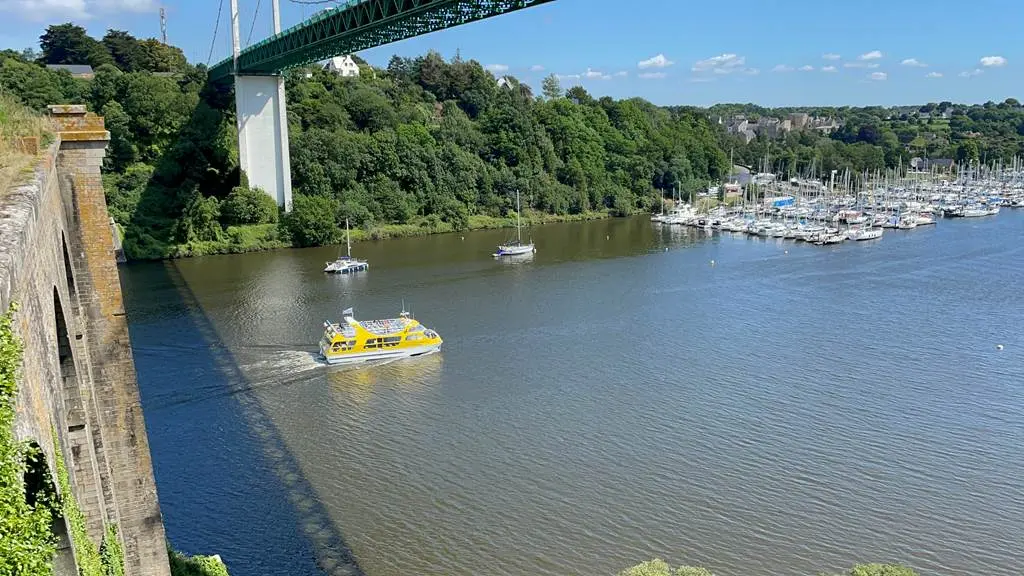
<box><xmin>359</xmin><ymin>318</ymin><xmax>408</xmax><ymax>335</ymax></box>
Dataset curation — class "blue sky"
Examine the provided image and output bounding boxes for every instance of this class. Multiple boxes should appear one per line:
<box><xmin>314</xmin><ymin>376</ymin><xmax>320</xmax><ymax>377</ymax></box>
<box><xmin>0</xmin><ymin>0</ymin><xmax>1020</xmax><ymax>107</ymax></box>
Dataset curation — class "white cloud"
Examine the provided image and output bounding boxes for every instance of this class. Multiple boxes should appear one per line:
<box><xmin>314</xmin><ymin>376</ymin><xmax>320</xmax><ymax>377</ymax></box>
<box><xmin>980</xmin><ymin>55</ymin><xmax>1007</xmax><ymax>67</ymax></box>
<box><xmin>859</xmin><ymin>50</ymin><xmax>883</xmax><ymax>60</ymax></box>
<box><xmin>868</xmin><ymin>72</ymin><xmax>887</xmax><ymax>81</ymax></box>
<box><xmin>799</xmin><ymin>65</ymin><xmax>814</xmax><ymax>72</ymax></box>
<box><xmin>1</xmin><ymin>0</ymin><xmax>156</xmax><ymax>20</ymax></box>
<box><xmin>485</xmin><ymin>64</ymin><xmax>509</xmax><ymax>73</ymax></box>
<box><xmin>529</xmin><ymin>64</ymin><xmax>545</xmax><ymax>72</ymax></box>
<box><xmin>745</xmin><ymin>68</ymin><xmax>760</xmax><ymax>75</ymax></box>
<box><xmin>581</xmin><ymin>68</ymin><xmax>613</xmax><ymax>80</ymax></box>
<box><xmin>926</xmin><ymin>72</ymin><xmax>943</xmax><ymax>78</ymax></box>
<box><xmin>556</xmin><ymin>73</ymin><xmax>581</xmax><ymax>81</ymax></box>
<box><xmin>613</xmin><ymin>71</ymin><xmax>628</xmax><ymax>77</ymax></box>
<box><xmin>2</xmin><ymin>0</ymin><xmax>89</xmax><ymax>20</ymax></box>
<box><xmin>772</xmin><ymin>64</ymin><xmax>794</xmax><ymax>73</ymax></box>
<box><xmin>638</xmin><ymin>54</ymin><xmax>674</xmax><ymax>69</ymax></box>
<box><xmin>822</xmin><ymin>53</ymin><xmax>841</xmax><ymax>61</ymax></box>
<box><xmin>960</xmin><ymin>69</ymin><xmax>983</xmax><ymax>77</ymax></box>
<box><xmin>822</xmin><ymin>65</ymin><xmax>837</xmax><ymax>72</ymax></box>
<box><xmin>692</xmin><ymin>53</ymin><xmax>751</xmax><ymax>74</ymax></box>
<box><xmin>688</xmin><ymin>77</ymin><xmax>717</xmax><ymax>83</ymax></box>
<box><xmin>844</xmin><ymin>62</ymin><xmax>880</xmax><ymax>69</ymax></box>
<box><xmin>901</xmin><ymin>58</ymin><xmax>927</xmax><ymax>67</ymax></box>
<box><xmin>94</xmin><ymin>0</ymin><xmax>154</xmax><ymax>10</ymax></box>
<box><xmin>638</xmin><ymin>72</ymin><xmax>667</xmax><ymax>80</ymax></box>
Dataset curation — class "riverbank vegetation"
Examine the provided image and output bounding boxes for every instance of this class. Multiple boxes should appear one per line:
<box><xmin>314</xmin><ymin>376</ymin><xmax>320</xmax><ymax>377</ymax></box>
<box><xmin>3</xmin><ymin>25</ymin><xmax>1023</xmax><ymax>260</ymax></box>
<box><xmin>619</xmin><ymin>560</ymin><xmax>918</xmax><ymax>576</ymax></box>
<box><xmin>4</xmin><ymin>24</ymin><xmax>727</xmax><ymax>259</ymax></box>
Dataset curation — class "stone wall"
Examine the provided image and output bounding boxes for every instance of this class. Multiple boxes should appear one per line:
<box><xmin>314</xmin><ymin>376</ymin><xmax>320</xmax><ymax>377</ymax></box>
<box><xmin>2</xmin><ymin>105</ymin><xmax>170</xmax><ymax>576</ymax></box>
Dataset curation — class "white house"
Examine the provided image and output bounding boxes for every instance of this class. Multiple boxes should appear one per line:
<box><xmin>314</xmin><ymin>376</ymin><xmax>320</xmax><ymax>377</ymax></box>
<box><xmin>324</xmin><ymin>55</ymin><xmax>360</xmax><ymax>77</ymax></box>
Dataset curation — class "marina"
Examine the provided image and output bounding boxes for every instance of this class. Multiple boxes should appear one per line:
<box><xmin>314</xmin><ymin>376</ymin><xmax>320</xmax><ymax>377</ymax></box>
<box><xmin>652</xmin><ymin>164</ymin><xmax>1022</xmax><ymax>245</ymax></box>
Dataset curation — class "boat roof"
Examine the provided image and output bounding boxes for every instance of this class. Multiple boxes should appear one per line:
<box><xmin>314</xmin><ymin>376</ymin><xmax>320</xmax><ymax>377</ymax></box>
<box><xmin>356</xmin><ymin>317</ymin><xmax>411</xmax><ymax>335</ymax></box>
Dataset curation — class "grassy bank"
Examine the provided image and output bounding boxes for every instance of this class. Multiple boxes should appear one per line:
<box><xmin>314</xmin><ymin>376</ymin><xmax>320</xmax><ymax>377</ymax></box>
<box><xmin>142</xmin><ymin>209</ymin><xmax>616</xmax><ymax>260</ymax></box>
<box><xmin>0</xmin><ymin>94</ymin><xmax>53</xmax><ymax>194</ymax></box>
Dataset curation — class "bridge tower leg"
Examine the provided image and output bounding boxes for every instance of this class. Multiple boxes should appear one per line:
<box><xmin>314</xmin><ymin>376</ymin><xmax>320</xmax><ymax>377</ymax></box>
<box><xmin>231</xmin><ymin>0</ymin><xmax>293</xmax><ymax>211</ymax></box>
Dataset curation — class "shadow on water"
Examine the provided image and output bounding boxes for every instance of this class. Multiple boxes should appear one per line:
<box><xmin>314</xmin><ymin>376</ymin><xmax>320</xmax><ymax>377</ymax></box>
<box><xmin>122</xmin><ymin>260</ymin><xmax>364</xmax><ymax>576</ymax></box>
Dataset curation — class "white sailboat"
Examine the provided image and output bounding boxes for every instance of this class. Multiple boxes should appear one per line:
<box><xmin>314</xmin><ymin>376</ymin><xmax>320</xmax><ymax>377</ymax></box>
<box><xmin>324</xmin><ymin>219</ymin><xmax>369</xmax><ymax>274</ymax></box>
<box><xmin>494</xmin><ymin>189</ymin><xmax>536</xmax><ymax>257</ymax></box>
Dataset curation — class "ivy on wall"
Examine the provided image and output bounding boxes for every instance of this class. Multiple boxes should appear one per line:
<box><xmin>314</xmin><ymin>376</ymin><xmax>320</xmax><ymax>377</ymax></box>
<box><xmin>52</xmin><ymin>426</ymin><xmax>124</xmax><ymax>576</ymax></box>
<box><xmin>0</xmin><ymin>302</ymin><xmax>57</xmax><ymax>576</ymax></box>
<box><xmin>0</xmin><ymin>301</ymin><xmax>125</xmax><ymax>576</ymax></box>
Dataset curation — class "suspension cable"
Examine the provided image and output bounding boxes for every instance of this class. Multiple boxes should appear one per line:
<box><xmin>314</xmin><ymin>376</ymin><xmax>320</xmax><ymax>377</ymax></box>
<box><xmin>246</xmin><ymin>0</ymin><xmax>263</xmax><ymax>47</ymax></box>
<box><xmin>206</xmin><ymin>0</ymin><xmax>226</xmax><ymax>66</ymax></box>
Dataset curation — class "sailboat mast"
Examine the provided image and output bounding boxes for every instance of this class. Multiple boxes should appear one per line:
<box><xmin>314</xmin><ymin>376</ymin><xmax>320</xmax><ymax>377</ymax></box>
<box><xmin>516</xmin><ymin>189</ymin><xmax>522</xmax><ymax>243</ymax></box>
<box><xmin>346</xmin><ymin>218</ymin><xmax>351</xmax><ymax>258</ymax></box>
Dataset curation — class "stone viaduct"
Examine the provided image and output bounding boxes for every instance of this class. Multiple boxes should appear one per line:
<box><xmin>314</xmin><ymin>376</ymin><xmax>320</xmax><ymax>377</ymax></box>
<box><xmin>3</xmin><ymin>106</ymin><xmax>171</xmax><ymax>576</ymax></box>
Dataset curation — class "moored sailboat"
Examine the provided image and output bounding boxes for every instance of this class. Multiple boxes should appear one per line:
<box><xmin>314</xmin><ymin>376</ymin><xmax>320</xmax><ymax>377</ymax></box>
<box><xmin>495</xmin><ymin>189</ymin><xmax>536</xmax><ymax>257</ymax></box>
<box><xmin>324</xmin><ymin>219</ymin><xmax>369</xmax><ymax>274</ymax></box>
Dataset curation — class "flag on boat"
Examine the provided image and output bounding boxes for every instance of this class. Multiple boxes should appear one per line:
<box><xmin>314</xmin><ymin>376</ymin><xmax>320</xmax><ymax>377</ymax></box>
<box><xmin>342</xmin><ymin>307</ymin><xmax>353</xmax><ymax>316</ymax></box>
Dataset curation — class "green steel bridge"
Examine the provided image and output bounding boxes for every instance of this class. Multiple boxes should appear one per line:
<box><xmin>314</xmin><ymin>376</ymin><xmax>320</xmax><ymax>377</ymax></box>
<box><xmin>209</xmin><ymin>0</ymin><xmax>555</xmax><ymax>83</ymax></box>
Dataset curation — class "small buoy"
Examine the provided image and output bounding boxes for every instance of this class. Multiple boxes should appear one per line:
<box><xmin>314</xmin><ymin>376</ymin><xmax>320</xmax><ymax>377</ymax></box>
<box><xmin>784</xmin><ymin>250</ymin><xmax>788</xmax><ymax>254</ymax></box>
<box><xmin>710</xmin><ymin>259</ymin><xmax>716</xmax><ymax>266</ymax></box>
<box><xmin>606</xmin><ymin>235</ymin><xmax>610</xmax><ymax>240</ymax></box>
<box><xmin>461</xmin><ymin>236</ymin><xmax>465</xmax><ymax>240</ymax></box>
<box><xmin>996</xmin><ymin>344</ymin><xmax>1004</xmax><ymax>350</ymax></box>
<box><xmin>664</xmin><ymin>247</ymin><xmax>669</xmax><ymax>252</ymax></box>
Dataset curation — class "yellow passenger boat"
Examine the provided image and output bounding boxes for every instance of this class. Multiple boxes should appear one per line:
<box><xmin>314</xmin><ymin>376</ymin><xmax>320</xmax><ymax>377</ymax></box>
<box><xmin>319</xmin><ymin>307</ymin><xmax>443</xmax><ymax>365</ymax></box>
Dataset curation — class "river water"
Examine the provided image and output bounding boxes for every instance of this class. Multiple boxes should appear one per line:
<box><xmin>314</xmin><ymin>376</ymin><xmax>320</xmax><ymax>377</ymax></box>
<box><xmin>122</xmin><ymin>213</ymin><xmax>1024</xmax><ymax>576</ymax></box>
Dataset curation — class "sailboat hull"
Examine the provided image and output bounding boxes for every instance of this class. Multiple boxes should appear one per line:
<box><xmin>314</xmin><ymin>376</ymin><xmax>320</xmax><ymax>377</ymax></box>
<box><xmin>494</xmin><ymin>244</ymin><xmax>534</xmax><ymax>256</ymax></box>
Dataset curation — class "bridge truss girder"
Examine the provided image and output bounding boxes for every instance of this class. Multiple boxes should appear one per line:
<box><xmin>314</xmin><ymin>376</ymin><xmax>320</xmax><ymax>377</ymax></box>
<box><xmin>209</xmin><ymin>0</ymin><xmax>555</xmax><ymax>82</ymax></box>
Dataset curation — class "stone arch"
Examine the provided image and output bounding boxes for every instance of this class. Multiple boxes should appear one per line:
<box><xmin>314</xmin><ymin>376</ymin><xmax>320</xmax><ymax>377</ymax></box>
<box><xmin>52</xmin><ymin>287</ymin><xmax>85</xmax><ymax>436</ymax></box>
<box><xmin>53</xmin><ymin>288</ymin><xmax>78</xmax><ymax>398</ymax></box>
<box><xmin>23</xmin><ymin>441</ymin><xmax>75</xmax><ymax>575</ymax></box>
<box><xmin>60</xmin><ymin>231</ymin><xmax>77</xmax><ymax>301</ymax></box>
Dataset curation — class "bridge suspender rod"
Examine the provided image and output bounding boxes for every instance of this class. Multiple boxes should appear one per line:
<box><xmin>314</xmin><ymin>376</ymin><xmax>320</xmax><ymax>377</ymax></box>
<box><xmin>230</xmin><ymin>0</ymin><xmax>241</xmax><ymax>72</ymax></box>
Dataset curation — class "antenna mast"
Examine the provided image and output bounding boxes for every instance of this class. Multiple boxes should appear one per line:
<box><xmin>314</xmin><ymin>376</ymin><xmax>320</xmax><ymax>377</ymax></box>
<box><xmin>160</xmin><ymin>7</ymin><xmax>167</xmax><ymax>44</ymax></box>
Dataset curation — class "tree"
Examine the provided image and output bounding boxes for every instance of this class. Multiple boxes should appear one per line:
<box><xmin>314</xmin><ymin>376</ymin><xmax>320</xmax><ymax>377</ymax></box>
<box><xmin>221</xmin><ymin>185</ymin><xmax>280</xmax><ymax>226</ymax></box>
<box><xmin>39</xmin><ymin>23</ymin><xmax>112</xmax><ymax>68</ymax></box>
<box><xmin>101</xmin><ymin>101</ymin><xmax>137</xmax><ymax>171</ymax></box>
<box><xmin>955</xmin><ymin>139</ymin><xmax>979</xmax><ymax>163</ymax></box>
<box><xmin>282</xmin><ymin>194</ymin><xmax>341</xmax><ymax>247</ymax></box>
<box><xmin>102</xmin><ymin>29</ymin><xmax>143</xmax><ymax>72</ymax></box>
<box><xmin>175</xmin><ymin>191</ymin><xmax>223</xmax><ymax>243</ymax></box>
<box><xmin>542</xmin><ymin>73</ymin><xmax>562</xmax><ymax>100</ymax></box>
<box><xmin>135</xmin><ymin>39</ymin><xmax>187</xmax><ymax>73</ymax></box>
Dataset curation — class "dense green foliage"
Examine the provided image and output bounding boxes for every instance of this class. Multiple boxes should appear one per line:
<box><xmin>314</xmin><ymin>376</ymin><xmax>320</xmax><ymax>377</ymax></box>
<box><xmin>168</xmin><ymin>548</ymin><xmax>230</xmax><ymax>576</ymax></box>
<box><xmin>0</xmin><ymin>304</ymin><xmax>56</xmax><ymax>576</ymax></box>
<box><xmin>3</xmin><ymin>23</ymin><xmax>1022</xmax><ymax>260</ymax></box>
<box><xmin>619</xmin><ymin>560</ymin><xmax>918</xmax><ymax>576</ymax></box>
<box><xmin>714</xmin><ymin>101</ymin><xmax>1024</xmax><ymax>178</ymax></box>
<box><xmin>3</xmin><ymin>27</ymin><xmax>728</xmax><ymax>259</ymax></box>
<box><xmin>52</xmin><ymin>430</ymin><xmax>125</xmax><ymax>576</ymax></box>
